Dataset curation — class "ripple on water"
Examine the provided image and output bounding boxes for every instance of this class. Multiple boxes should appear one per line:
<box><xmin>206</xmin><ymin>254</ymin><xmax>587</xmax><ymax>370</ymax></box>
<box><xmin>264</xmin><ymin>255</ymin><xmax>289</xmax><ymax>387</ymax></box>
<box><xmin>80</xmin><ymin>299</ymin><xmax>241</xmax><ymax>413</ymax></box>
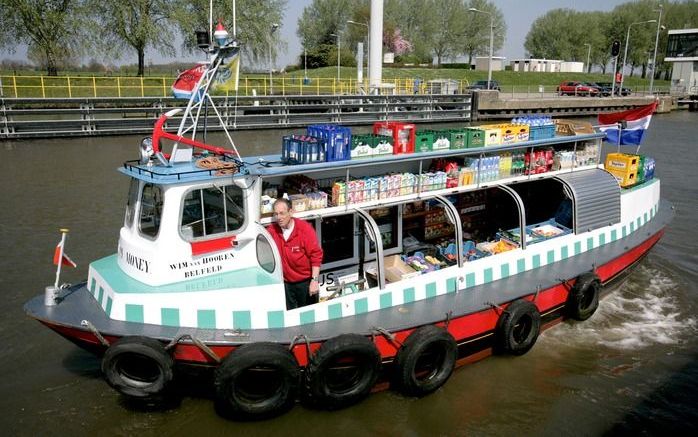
<box><xmin>544</xmin><ymin>265</ymin><xmax>697</xmax><ymax>351</ymax></box>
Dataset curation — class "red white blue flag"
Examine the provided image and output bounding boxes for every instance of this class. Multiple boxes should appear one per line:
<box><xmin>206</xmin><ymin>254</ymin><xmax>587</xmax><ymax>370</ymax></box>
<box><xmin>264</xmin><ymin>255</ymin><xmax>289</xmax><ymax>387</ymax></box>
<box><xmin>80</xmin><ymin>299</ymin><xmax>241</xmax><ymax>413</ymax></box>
<box><xmin>597</xmin><ymin>101</ymin><xmax>657</xmax><ymax>145</ymax></box>
<box><xmin>171</xmin><ymin>64</ymin><xmax>206</xmax><ymax>100</ymax></box>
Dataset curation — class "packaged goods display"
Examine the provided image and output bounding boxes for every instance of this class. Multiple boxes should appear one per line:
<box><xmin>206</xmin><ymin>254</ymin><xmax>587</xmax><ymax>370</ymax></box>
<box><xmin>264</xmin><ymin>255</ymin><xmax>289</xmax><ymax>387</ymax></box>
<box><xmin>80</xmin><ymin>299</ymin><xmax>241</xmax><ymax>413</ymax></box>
<box><xmin>605</xmin><ymin>152</ymin><xmax>639</xmax><ymax>187</ymax></box>
<box><xmin>350</xmin><ymin>134</ymin><xmax>394</xmax><ymax>159</ymax></box>
<box><xmin>513</xmin><ymin>115</ymin><xmax>555</xmax><ymax>141</ymax></box>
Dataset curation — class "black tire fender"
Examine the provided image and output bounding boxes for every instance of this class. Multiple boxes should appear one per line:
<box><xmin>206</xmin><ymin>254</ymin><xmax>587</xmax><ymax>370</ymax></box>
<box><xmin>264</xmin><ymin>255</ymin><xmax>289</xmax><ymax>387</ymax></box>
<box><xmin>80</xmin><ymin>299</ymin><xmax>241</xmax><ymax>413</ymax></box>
<box><xmin>214</xmin><ymin>342</ymin><xmax>299</xmax><ymax>420</ymax></box>
<box><xmin>101</xmin><ymin>336</ymin><xmax>174</xmax><ymax>399</ymax></box>
<box><xmin>567</xmin><ymin>272</ymin><xmax>601</xmax><ymax>321</ymax></box>
<box><xmin>304</xmin><ymin>334</ymin><xmax>381</xmax><ymax>410</ymax></box>
<box><xmin>495</xmin><ymin>299</ymin><xmax>541</xmax><ymax>356</ymax></box>
<box><xmin>392</xmin><ymin>324</ymin><xmax>457</xmax><ymax>397</ymax></box>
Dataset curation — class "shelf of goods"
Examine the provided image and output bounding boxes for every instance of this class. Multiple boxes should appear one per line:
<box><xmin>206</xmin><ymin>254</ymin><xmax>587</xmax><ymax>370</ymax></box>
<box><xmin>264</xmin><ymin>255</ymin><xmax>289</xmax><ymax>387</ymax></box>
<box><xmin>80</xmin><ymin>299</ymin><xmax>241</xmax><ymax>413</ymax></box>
<box><xmin>257</xmin><ymin>131</ymin><xmax>604</xmax><ymax>224</ymax></box>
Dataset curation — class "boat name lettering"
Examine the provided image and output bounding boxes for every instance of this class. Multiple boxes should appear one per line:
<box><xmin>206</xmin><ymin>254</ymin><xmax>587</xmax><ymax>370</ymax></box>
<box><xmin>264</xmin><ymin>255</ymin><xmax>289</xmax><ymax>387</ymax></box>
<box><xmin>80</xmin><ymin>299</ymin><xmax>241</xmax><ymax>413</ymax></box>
<box><xmin>184</xmin><ymin>265</ymin><xmax>223</xmax><ymax>278</ymax></box>
<box><xmin>169</xmin><ymin>253</ymin><xmax>233</xmax><ymax>271</ymax></box>
<box><xmin>119</xmin><ymin>247</ymin><xmax>150</xmax><ymax>273</ymax></box>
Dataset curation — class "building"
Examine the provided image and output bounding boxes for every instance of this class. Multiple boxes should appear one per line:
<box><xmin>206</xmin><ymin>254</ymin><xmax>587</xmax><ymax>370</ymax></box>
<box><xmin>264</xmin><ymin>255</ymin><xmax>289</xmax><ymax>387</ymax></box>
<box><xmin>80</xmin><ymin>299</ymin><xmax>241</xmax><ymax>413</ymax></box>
<box><xmin>509</xmin><ymin>59</ymin><xmax>584</xmax><ymax>73</ymax></box>
<box><xmin>474</xmin><ymin>56</ymin><xmax>506</xmax><ymax>72</ymax></box>
<box><xmin>664</xmin><ymin>28</ymin><xmax>698</xmax><ymax>94</ymax></box>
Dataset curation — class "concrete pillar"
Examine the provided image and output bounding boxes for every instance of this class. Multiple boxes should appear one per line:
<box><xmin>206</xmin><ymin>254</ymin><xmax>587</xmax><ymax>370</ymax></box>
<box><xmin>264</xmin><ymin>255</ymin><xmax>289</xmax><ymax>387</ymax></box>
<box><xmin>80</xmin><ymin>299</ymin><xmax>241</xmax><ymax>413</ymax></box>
<box><xmin>369</xmin><ymin>0</ymin><xmax>383</xmax><ymax>93</ymax></box>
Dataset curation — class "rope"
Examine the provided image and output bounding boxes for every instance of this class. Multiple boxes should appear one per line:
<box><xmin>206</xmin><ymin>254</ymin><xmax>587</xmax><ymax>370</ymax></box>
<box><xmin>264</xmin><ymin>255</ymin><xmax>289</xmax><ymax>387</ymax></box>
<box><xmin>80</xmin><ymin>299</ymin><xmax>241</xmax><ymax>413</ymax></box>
<box><xmin>289</xmin><ymin>334</ymin><xmax>312</xmax><ymax>362</ymax></box>
<box><xmin>80</xmin><ymin>320</ymin><xmax>110</xmax><ymax>347</ymax></box>
<box><xmin>371</xmin><ymin>326</ymin><xmax>402</xmax><ymax>350</ymax></box>
<box><xmin>164</xmin><ymin>334</ymin><xmax>221</xmax><ymax>363</ymax></box>
<box><xmin>195</xmin><ymin>156</ymin><xmax>239</xmax><ymax>176</ymax></box>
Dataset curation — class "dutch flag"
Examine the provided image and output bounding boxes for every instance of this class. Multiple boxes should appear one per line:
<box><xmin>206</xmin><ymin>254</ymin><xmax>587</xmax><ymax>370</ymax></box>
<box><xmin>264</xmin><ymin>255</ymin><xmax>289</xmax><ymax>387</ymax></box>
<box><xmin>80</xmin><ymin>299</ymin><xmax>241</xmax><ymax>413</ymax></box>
<box><xmin>598</xmin><ymin>101</ymin><xmax>658</xmax><ymax>146</ymax></box>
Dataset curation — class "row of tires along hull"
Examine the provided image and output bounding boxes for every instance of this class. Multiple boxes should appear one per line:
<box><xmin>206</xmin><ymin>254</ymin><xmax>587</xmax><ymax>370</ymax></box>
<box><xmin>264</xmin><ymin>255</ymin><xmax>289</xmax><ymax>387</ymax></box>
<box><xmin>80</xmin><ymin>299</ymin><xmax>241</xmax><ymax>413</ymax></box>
<box><xmin>94</xmin><ymin>273</ymin><xmax>601</xmax><ymax>420</ymax></box>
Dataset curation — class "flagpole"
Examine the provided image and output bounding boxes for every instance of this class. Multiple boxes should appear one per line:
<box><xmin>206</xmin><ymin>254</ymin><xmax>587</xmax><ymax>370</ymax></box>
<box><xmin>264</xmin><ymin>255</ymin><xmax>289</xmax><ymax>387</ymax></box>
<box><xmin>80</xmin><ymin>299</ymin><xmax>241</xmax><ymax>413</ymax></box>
<box><xmin>54</xmin><ymin>228</ymin><xmax>69</xmax><ymax>289</ymax></box>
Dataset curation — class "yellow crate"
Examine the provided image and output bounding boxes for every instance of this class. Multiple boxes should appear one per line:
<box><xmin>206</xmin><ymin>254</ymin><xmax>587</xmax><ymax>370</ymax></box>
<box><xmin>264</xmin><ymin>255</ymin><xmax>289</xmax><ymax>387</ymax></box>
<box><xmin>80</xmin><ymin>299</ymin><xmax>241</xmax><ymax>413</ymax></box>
<box><xmin>605</xmin><ymin>152</ymin><xmax>640</xmax><ymax>172</ymax></box>
<box><xmin>606</xmin><ymin>167</ymin><xmax>637</xmax><ymax>187</ymax></box>
<box><xmin>478</xmin><ymin>124</ymin><xmax>503</xmax><ymax>146</ymax></box>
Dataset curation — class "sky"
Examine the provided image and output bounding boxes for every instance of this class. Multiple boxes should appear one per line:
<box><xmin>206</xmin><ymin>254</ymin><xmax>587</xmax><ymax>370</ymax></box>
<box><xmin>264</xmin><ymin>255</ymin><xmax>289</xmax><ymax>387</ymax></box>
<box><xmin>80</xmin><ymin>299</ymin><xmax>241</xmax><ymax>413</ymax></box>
<box><xmin>2</xmin><ymin>0</ymin><xmax>637</xmax><ymax>69</ymax></box>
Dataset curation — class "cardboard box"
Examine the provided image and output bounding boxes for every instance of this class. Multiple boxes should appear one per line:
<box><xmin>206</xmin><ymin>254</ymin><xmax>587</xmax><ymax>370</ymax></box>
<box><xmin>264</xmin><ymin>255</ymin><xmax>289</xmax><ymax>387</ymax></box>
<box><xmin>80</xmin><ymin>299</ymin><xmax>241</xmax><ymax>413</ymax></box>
<box><xmin>384</xmin><ymin>255</ymin><xmax>420</xmax><ymax>283</ymax></box>
<box><xmin>555</xmin><ymin>119</ymin><xmax>594</xmax><ymax>136</ymax></box>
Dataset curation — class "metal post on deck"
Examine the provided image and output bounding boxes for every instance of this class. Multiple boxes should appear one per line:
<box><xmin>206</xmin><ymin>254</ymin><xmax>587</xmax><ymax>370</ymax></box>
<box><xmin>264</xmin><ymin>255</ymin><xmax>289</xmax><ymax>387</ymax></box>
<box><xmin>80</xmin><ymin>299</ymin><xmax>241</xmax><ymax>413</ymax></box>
<box><xmin>40</xmin><ymin>76</ymin><xmax>45</xmax><ymax>98</ymax></box>
<box><xmin>140</xmin><ymin>77</ymin><xmax>144</xmax><ymax>97</ymax></box>
<box><xmin>13</xmin><ymin>76</ymin><xmax>18</xmax><ymax>98</ymax></box>
<box><xmin>162</xmin><ymin>77</ymin><xmax>167</xmax><ymax>97</ymax></box>
<box><xmin>67</xmin><ymin>77</ymin><xmax>72</xmax><ymax>98</ymax></box>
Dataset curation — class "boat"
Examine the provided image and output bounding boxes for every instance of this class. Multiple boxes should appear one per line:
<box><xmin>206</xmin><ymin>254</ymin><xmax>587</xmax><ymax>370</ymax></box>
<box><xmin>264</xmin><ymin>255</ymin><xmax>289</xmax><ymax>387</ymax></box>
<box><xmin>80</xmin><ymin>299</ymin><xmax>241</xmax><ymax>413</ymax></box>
<box><xmin>24</xmin><ymin>23</ymin><xmax>673</xmax><ymax>421</ymax></box>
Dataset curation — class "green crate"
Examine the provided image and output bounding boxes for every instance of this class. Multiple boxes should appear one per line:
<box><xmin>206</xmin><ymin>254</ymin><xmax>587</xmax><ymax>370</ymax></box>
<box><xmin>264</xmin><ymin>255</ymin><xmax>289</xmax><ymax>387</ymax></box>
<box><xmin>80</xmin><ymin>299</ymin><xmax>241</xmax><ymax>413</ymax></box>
<box><xmin>636</xmin><ymin>154</ymin><xmax>646</xmax><ymax>184</ymax></box>
<box><xmin>415</xmin><ymin>131</ymin><xmax>434</xmax><ymax>153</ymax></box>
<box><xmin>429</xmin><ymin>130</ymin><xmax>451</xmax><ymax>151</ymax></box>
<box><xmin>465</xmin><ymin>128</ymin><xmax>485</xmax><ymax>148</ymax></box>
<box><xmin>350</xmin><ymin>135</ymin><xmax>375</xmax><ymax>159</ymax></box>
<box><xmin>448</xmin><ymin>129</ymin><xmax>467</xmax><ymax>149</ymax></box>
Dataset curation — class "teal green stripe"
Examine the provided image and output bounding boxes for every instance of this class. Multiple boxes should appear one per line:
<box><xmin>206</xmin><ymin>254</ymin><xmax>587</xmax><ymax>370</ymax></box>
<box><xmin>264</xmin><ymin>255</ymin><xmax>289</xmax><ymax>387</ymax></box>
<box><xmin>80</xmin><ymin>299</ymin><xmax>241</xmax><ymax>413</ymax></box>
<box><xmin>599</xmin><ymin>233</ymin><xmax>606</xmax><ymax>246</ymax></box>
<box><xmin>300</xmin><ymin>310</ymin><xmax>315</xmax><ymax>325</ymax></box>
<box><xmin>403</xmin><ymin>287</ymin><xmax>415</xmax><ymax>303</ymax></box>
<box><xmin>426</xmin><ymin>282</ymin><xmax>437</xmax><ymax>298</ymax></box>
<box><xmin>465</xmin><ymin>272</ymin><xmax>475</xmax><ymax>288</ymax></box>
<box><xmin>355</xmin><ymin>297</ymin><xmax>368</xmax><ymax>314</ymax></box>
<box><xmin>91</xmin><ymin>255</ymin><xmax>280</xmax><ymax>294</ymax></box>
<box><xmin>547</xmin><ymin>250</ymin><xmax>555</xmax><ymax>265</ymax></box>
<box><xmin>611</xmin><ymin>229</ymin><xmax>618</xmax><ymax>241</ymax></box>
<box><xmin>561</xmin><ymin>246</ymin><xmax>569</xmax><ymax>259</ymax></box>
<box><xmin>574</xmin><ymin>241</ymin><xmax>582</xmax><ymax>255</ymax></box>
<box><xmin>105</xmin><ymin>297</ymin><xmax>113</xmax><ymax>316</ymax></box>
<box><xmin>622</xmin><ymin>225</ymin><xmax>627</xmax><ymax>237</ymax></box>
<box><xmin>328</xmin><ymin>303</ymin><xmax>342</xmax><ymax>319</ymax></box>
<box><xmin>517</xmin><ymin>258</ymin><xmax>526</xmax><ymax>273</ymax></box>
<box><xmin>532</xmin><ymin>254</ymin><xmax>541</xmax><ymax>268</ymax></box>
<box><xmin>97</xmin><ymin>287</ymin><xmax>104</xmax><ymax>306</ymax></box>
<box><xmin>380</xmin><ymin>292</ymin><xmax>393</xmax><ymax>309</ymax></box>
<box><xmin>483</xmin><ymin>268</ymin><xmax>493</xmax><ymax>283</ymax></box>
<box><xmin>90</xmin><ymin>278</ymin><xmax>96</xmax><ymax>294</ymax></box>
<box><xmin>636</xmin><ymin>217</ymin><xmax>641</xmax><ymax>228</ymax></box>
<box><xmin>161</xmin><ymin>308</ymin><xmax>180</xmax><ymax>327</ymax></box>
<box><xmin>233</xmin><ymin>311</ymin><xmax>251</xmax><ymax>329</ymax></box>
<box><xmin>197</xmin><ymin>309</ymin><xmax>216</xmax><ymax>329</ymax></box>
<box><xmin>500</xmin><ymin>263</ymin><xmax>510</xmax><ymax>278</ymax></box>
<box><xmin>630</xmin><ymin>221</ymin><xmax>635</xmax><ymax>232</ymax></box>
<box><xmin>644</xmin><ymin>212</ymin><xmax>648</xmax><ymax>224</ymax></box>
<box><xmin>267</xmin><ymin>311</ymin><xmax>284</xmax><ymax>328</ymax></box>
<box><xmin>125</xmin><ymin>304</ymin><xmax>144</xmax><ymax>323</ymax></box>
<box><xmin>587</xmin><ymin>237</ymin><xmax>594</xmax><ymax>250</ymax></box>
<box><xmin>446</xmin><ymin>277</ymin><xmax>457</xmax><ymax>292</ymax></box>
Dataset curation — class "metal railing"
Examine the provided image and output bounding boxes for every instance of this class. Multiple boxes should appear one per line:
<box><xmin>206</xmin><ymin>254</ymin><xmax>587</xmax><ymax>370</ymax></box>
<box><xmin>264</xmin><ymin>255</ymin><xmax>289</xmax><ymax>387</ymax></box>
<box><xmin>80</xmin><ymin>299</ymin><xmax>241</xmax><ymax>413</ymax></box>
<box><xmin>0</xmin><ymin>74</ymin><xmax>475</xmax><ymax>98</ymax></box>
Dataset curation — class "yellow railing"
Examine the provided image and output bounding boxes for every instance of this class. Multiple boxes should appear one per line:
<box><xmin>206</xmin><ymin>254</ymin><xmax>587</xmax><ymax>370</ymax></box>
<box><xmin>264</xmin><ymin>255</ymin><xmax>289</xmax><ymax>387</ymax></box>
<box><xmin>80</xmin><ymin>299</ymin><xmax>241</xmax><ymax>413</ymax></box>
<box><xmin>0</xmin><ymin>75</ymin><xmax>469</xmax><ymax>98</ymax></box>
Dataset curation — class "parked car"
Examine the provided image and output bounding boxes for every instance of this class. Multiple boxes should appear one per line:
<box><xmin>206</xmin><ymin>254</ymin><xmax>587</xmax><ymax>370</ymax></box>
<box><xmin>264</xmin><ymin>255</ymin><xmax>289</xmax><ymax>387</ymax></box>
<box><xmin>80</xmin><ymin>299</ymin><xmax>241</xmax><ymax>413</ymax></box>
<box><xmin>594</xmin><ymin>82</ymin><xmax>632</xmax><ymax>96</ymax></box>
<box><xmin>557</xmin><ymin>81</ymin><xmax>600</xmax><ymax>96</ymax></box>
<box><xmin>467</xmin><ymin>80</ymin><xmax>501</xmax><ymax>91</ymax></box>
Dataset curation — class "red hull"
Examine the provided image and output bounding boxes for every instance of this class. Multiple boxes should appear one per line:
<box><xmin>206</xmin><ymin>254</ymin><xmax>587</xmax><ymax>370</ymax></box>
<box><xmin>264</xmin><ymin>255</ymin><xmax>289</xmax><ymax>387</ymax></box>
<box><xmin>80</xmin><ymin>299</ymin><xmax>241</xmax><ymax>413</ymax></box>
<box><xmin>43</xmin><ymin>228</ymin><xmax>665</xmax><ymax>368</ymax></box>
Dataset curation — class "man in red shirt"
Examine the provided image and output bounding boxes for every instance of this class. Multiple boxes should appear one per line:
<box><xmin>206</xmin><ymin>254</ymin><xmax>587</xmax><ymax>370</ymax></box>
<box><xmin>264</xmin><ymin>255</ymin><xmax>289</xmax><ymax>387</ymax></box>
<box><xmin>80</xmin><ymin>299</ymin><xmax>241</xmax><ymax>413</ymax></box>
<box><xmin>267</xmin><ymin>198</ymin><xmax>324</xmax><ymax>309</ymax></box>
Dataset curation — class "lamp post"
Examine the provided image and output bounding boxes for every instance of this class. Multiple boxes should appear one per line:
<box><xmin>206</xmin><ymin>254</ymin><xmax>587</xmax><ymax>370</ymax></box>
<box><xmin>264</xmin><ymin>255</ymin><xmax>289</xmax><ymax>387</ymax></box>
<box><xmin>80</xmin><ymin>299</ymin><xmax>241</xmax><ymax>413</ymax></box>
<box><xmin>584</xmin><ymin>43</ymin><xmax>592</xmax><ymax>73</ymax></box>
<box><xmin>620</xmin><ymin>19</ymin><xmax>656</xmax><ymax>93</ymax></box>
<box><xmin>330</xmin><ymin>32</ymin><xmax>341</xmax><ymax>84</ymax></box>
<box><xmin>469</xmin><ymin>8</ymin><xmax>494</xmax><ymax>90</ymax></box>
<box><xmin>347</xmin><ymin>20</ymin><xmax>370</xmax><ymax>88</ymax></box>
<box><xmin>268</xmin><ymin>23</ymin><xmax>279</xmax><ymax>95</ymax></box>
<box><xmin>649</xmin><ymin>5</ymin><xmax>663</xmax><ymax>95</ymax></box>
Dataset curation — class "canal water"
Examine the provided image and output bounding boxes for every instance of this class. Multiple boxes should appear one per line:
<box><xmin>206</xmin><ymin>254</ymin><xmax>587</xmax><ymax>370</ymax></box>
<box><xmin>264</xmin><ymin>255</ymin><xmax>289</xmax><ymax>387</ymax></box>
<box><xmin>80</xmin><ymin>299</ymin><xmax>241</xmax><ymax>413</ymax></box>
<box><xmin>0</xmin><ymin>111</ymin><xmax>696</xmax><ymax>435</ymax></box>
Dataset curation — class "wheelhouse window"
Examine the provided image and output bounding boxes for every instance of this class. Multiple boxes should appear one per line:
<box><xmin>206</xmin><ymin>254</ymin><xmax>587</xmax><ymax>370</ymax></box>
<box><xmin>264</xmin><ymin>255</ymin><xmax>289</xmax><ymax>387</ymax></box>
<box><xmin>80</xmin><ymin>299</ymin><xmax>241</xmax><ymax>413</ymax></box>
<box><xmin>256</xmin><ymin>235</ymin><xmax>276</xmax><ymax>273</ymax></box>
<box><xmin>181</xmin><ymin>184</ymin><xmax>245</xmax><ymax>240</ymax></box>
<box><xmin>139</xmin><ymin>183</ymin><xmax>164</xmax><ymax>238</ymax></box>
<box><xmin>125</xmin><ymin>178</ymin><xmax>139</xmax><ymax>228</ymax></box>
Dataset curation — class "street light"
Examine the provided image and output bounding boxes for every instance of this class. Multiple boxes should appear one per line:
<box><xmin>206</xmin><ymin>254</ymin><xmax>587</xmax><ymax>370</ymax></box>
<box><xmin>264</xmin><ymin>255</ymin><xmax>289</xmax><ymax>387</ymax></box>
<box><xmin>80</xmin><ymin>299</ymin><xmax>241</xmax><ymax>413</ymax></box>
<box><xmin>329</xmin><ymin>32</ymin><xmax>341</xmax><ymax>84</ymax></box>
<box><xmin>649</xmin><ymin>5</ymin><xmax>664</xmax><ymax>95</ymax></box>
<box><xmin>347</xmin><ymin>20</ymin><xmax>370</xmax><ymax>87</ymax></box>
<box><xmin>620</xmin><ymin>19</ymin><xmax>656</xmax><ymax>94</ymax></box>
<box><xmin>268</xmin><ymin>23</ymin><xmax>279</xmax><ymax>95</ymax></box>
<box><xmin>584</xmin><ymin>43</ymin><xmax>592</xmax><ymax>73</ymax></box>
<box><xmin>469</xmin><ymin>8</ymin><xmax>494</xmax><ymax>90</ymax></box>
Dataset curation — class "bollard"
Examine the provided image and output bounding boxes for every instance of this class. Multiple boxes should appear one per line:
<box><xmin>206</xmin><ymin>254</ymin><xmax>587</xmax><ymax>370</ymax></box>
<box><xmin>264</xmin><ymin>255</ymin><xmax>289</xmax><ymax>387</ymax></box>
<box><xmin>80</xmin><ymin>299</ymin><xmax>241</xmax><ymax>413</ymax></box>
<box><xmin>44</xmin><ymin>285</ymin><xmax>59</xmax><ymax>306</ymax></box>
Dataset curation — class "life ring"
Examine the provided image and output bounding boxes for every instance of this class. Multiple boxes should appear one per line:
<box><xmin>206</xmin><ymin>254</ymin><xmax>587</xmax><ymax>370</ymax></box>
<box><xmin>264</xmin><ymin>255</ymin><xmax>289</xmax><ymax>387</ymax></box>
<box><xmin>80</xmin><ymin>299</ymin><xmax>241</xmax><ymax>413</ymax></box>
<box><xmin>214</xmin><ymin>342</ymin><xmax>299</xmax><ymax>420</ymax></box>
<box><xmin>495</xmin><ymin>299</ymin><xmax>541</xmax><ymax>355</ymax></box>
<box><xmin>567</xmin><ymin>272</ymin><xmax>601</xmax><ymax>321</ymax></box>
<box><xmin>392</xmin><ymin>324</ymin><xmax>457</xmax><ymax>397</ymax></box>
<box><xmin>101</xmin><ymin>336</ymin><xmax>174</xmax><ymax>399</ymax></box>
<box><xmin>304</xmin><ymin>334</ymin><xmax>381</xmax><ymax>410</ymax></box>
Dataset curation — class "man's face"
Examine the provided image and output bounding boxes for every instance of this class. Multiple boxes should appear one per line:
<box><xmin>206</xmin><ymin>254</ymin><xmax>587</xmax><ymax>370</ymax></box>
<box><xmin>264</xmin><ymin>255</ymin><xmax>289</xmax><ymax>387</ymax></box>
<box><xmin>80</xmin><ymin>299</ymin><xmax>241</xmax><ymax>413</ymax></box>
<box><xmin>273</xmin><ymin>202</ymin><xmax>293</xmax><ymax>228</ymax></box>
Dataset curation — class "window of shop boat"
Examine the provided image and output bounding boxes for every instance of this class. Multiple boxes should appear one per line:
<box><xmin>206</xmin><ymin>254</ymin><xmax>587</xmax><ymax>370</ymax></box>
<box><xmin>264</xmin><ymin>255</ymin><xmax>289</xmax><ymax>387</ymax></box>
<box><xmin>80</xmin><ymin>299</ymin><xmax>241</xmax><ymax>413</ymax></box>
<box><xmin>180</xmin><ymin>184</ymin><xmax>245</xmax><ymax>239</ymax></box>
<box><xmin>139</xmin><ymin>183</ymin><xmax>164</xmax><ymax>238</ymax></box>
<box><xmin>256</xmin><ymin>234</ymin><xmax>276</xmax><ymax>273</ymax></box>
<box><xmin>125</xmin><ymin>178</ymin><xmax>139</xmax><ymax>228</ymax></box>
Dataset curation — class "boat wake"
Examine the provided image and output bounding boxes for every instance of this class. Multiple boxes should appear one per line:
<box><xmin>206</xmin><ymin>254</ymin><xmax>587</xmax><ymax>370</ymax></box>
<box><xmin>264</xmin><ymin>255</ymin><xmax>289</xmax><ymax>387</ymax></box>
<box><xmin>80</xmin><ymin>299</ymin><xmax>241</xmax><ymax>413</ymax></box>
<box><xmin>545</xmin><ymin>266</ymin><xmax>697</xmax><ymax>350</ymax></box>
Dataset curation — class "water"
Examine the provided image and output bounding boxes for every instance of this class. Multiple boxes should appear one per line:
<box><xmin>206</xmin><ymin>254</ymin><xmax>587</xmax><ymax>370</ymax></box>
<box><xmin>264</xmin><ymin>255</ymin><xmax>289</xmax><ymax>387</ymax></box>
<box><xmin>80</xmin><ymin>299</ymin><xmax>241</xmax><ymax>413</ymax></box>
<box><xmin>1</xmin><ymin>112</ymin><xmax>697</xmax><ymax>435</ymax></box>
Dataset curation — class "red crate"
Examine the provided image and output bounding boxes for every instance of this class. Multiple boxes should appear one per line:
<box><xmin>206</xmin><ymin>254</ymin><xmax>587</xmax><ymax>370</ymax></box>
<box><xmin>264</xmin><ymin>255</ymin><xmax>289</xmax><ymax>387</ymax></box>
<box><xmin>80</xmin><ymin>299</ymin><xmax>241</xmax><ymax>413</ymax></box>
<box><xmin>373</xmin><ymin>121</ymin><xmax>415</xmax><ymax>154</ymax></box>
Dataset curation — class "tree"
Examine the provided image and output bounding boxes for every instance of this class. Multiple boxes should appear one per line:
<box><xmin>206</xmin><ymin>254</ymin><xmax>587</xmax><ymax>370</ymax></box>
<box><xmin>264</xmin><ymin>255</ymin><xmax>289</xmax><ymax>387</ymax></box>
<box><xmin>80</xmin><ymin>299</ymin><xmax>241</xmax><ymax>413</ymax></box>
<box><xmin>176</xmin><ymin>0</ymin><xmax>287</xmax><ymax>66</ymax></box>
<box><xmin>0</xmin><ymin>0</ymin><xmax>87</xmax><ymax>75</ymax></box>
<box><xmin>461</xmin><ymin>0</ymin><xmax>506</xmax><ymax>66</ymax></box>
<box><xmin>297</xmin><ymin>0</ymin><xmax>360</xmax><ymax>66</ymax></box>
<box><xmin>87</xmin><ymin>0</ymin><xmax>177</xmax><ymax>77</ymax></box>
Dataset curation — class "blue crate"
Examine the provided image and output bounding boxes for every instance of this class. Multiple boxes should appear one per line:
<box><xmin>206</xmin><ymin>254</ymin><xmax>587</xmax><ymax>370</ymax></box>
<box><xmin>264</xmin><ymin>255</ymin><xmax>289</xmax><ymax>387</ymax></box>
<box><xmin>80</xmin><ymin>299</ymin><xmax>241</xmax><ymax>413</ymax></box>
<box><xmin>307</xmin><ymin>124</ymin><xmax>351</xmax><ymax>162</ymax></box>
<box><xmin>282</xmin><ymin>135</ymin><xmax>326</xmax><ymax>164</ymax></box>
